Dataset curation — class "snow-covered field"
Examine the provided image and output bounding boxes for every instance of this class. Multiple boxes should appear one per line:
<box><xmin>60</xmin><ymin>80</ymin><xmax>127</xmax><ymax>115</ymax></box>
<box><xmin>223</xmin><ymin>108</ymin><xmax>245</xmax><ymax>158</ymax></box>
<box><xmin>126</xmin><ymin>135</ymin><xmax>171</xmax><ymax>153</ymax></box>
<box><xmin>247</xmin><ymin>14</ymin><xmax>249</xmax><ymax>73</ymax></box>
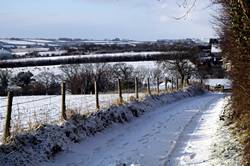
<box><xmin>0</xmin><ymin>93</ymin><xmax>143</xmax><ymax>141</ymax></box>
<box><xmin>0</xmin><ymin>39</ymin><xmax>36</xmax><ymax>45</ymax></box>
<box><xmin>8</xmin><ymin>65</ymin><xmax>62</xmax><ymax>75</ymax></box>
<box><xmin>43</xmin><ymin>93</ymin><xmax>225</xmax><ymax>166</ymax></box>
<box><xmin>4</xmin><ymin>51</ymin><xmax>167</xmax><ymax>63</ymax></box>
<box><xmin>0</xmin><ymin>39</ymin><xmax>54</xmax><ymax>46</ymax></box>
<box><xmin>38</xmin><ymin>50</ymin><xmax>68</xmax><ymax>56</ymax></box>
<box><xmin>7</xmin><ymin>61</ymin><xmax>156</xmax><ymax>76</ymax></box>
<box><xmin>0</xmin><ymin>38</ymin><xmax>145</xmax><ymax>46</ymax></box>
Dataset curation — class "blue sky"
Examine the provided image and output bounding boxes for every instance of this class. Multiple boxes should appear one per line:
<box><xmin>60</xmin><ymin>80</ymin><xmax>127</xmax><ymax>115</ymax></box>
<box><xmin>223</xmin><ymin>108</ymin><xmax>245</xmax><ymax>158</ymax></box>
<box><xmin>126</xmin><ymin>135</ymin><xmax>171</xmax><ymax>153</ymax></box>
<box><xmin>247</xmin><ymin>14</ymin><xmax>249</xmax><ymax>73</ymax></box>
<box><xmin>0</xmin><ymin>0</ymin><xmax>217</xmax><ymax>40</ymax></box>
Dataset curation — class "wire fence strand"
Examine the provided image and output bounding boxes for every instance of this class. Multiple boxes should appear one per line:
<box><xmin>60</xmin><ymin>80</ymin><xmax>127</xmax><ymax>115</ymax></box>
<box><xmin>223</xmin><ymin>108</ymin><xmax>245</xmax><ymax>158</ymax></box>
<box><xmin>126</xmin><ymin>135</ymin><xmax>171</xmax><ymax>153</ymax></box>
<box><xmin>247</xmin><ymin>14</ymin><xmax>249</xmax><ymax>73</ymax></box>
<box><xmin>0</xmin><ymin>78</ymin><xmax>183</xmax><ymax>144</ymax></box>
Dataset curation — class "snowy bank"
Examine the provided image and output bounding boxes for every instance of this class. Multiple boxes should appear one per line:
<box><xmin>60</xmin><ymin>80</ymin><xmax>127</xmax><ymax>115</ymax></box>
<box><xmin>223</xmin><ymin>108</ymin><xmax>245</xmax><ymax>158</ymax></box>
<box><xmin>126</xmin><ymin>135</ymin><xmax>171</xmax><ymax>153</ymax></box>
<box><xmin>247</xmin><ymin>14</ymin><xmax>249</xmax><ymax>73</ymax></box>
<box><xmin>0</xmin><ymin>86</ymin><xmax>204</xmax><ymax>166</ymax></box>
<box><xmin>209</xmin><ymin>97</ymin><xmax>243</xmax><ymax>165</ymax></box>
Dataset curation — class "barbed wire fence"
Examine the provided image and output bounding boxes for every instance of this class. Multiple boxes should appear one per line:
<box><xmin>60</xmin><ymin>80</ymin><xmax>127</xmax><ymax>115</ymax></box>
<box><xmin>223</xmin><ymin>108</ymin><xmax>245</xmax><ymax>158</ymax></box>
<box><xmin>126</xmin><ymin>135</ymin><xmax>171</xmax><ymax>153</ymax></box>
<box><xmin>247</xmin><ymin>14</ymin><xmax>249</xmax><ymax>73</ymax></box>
<box><xmin>0</xmin><ymin>76</ymin><xmax>189</xmax><ymax>144</ymax></box>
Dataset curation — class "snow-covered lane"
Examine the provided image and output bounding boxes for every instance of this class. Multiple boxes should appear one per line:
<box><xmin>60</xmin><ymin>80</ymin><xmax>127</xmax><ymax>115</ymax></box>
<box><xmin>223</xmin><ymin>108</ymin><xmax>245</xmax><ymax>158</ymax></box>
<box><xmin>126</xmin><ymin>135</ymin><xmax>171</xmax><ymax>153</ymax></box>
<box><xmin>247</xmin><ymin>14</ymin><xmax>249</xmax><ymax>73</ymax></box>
<box><xmin>168</xmin><ymin>95</ymin><xmax>226</xmax><ymax>165</ymax></box>
<box><xmin>43</xmin><ymin>93</ymin><xmax>224</xmax><ymax>166</ymax></box>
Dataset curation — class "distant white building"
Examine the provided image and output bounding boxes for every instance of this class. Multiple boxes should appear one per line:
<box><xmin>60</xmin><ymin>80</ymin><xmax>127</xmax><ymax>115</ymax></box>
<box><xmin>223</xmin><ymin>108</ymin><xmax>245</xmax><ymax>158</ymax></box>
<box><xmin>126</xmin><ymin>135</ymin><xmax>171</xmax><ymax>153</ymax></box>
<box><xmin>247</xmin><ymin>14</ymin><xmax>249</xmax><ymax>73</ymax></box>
<box><xmin>211</xmin><ymin>44</ymin><xmax>222</xmax><ymax>53</ymax></box>
<box><xmin>0</xmin><ymin>48</ymin><xmax>12</xmax><ymax>59</ymax></box>
<box><xmin>204</xmin><ymin>79</ymin><xmax>232</xmax><ymax>90</ymax></box>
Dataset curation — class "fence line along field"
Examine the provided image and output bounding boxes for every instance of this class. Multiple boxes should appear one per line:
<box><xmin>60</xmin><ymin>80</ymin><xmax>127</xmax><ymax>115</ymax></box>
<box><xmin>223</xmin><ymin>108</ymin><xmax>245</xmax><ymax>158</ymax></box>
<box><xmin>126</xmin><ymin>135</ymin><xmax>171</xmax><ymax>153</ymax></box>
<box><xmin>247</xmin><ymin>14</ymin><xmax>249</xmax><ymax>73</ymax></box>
<box><xmin>0</xmin><ymin>76</ymin><xmax>179</xmax><ymax>143</ymax></box>
<box><xmin>0</xmin><ymin>93</ymin><xmax>144</xmax><ymax>143</ymax></box>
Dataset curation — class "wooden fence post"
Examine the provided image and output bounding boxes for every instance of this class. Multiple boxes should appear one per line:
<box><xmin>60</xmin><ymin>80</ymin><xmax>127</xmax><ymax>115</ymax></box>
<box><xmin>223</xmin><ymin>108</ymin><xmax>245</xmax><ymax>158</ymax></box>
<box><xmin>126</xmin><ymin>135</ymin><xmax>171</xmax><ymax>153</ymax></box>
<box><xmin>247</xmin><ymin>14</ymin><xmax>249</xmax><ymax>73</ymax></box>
<box><xmin>3</xmin><ymin>91</ymin><xmax>13</xmax><ymax>143</ymax></box>
<box><xmin>118</xmin><ymin>79</ymin><xmax>123</xmax><ymax>103</ymax></box>
<box><xmin>181</xmin><ymin>77</ymin><xmax>186</xmax><ymax>89</ymax></box>
<box><xmin>221</xmin><ymin>86</ymin><xmax>224</xmax><ymax>92</ymax></box>
<box><xmin>147</xmin><ymin>77</ymin><xmax>151</xmax><ymax>95</ymax></box>
<box><xmin>95</xmin><ymin>79</ymin><xmax>100</xmax><ymax>110</ymax></box>
<box><xmin>165</xmin><ymin>77</ymin><xmax>168</xmax><ymax>93</ymax></box>
<box><xmin>171</xmin><ymin>77</ymin><xmax>174</xmax><ymax>92</ymax></box>
<box><xmin>157</xmin><ymin>77</ymin><xmax>160</xmax><ymax>94</ymax></box>
<box><xmin>176</xmin><ymin>78</ymin><xmax>179</xmax><ymax>90</ymax></box>
<box><xmin>184</xmin><ymin>77</ymin><xmax>186</xmax><ymax>88</ymax></box>
<box><xmin>181</xmin><ymin>78</ymin><xmax>183</xmax><ymax>89</ymax></box>
<box><xmin>135</xmin><ymin>77</ymin><xmax>139</xmax><ymax>99</ymax></box>
<box><xmin>61</xmin><ymin>82</ymin><xmax>66</xmax><ymax>120</ymax></box>
<box><xmin>187</xmin><ymin>79</ymin><xmax>189</xmax><ymax>87</ymax></box>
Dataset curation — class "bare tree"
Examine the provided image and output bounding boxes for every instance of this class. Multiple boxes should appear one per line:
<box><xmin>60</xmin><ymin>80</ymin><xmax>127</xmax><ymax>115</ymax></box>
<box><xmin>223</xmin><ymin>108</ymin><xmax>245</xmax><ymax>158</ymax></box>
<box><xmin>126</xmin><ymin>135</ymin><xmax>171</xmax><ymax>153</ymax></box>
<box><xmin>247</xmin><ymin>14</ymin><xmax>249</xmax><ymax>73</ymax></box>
<box><xmin>157</xmin><ymin>58</ymin><xmax>196</xmax><ymax>85</ymax></box>
<box><xmin>60</xmin><ymin>63</ymin><xmax>115</xmax><ymax>94</ymax></box>
<box><xmin>93</xmin><ymin>63</ymin><xmax>114</xmax><ymax>91</ymax></box>
<box><xmin>134</xmin><ymin>66</ymin><xmax>150</xmax><ymax>87</ymax></box>
<box><xmin>35</xmin><ymin>71</ymin><xmax>60</xmax><ymax>94</ymax></box>
<box><xmin>112</xmin><ymin>63</ymin><xmax>134</xmax><ymax>80</ymax></box>
<box><xmin>60</xmin><ymin>64</ymin><xmax>85</xmax><ymax>94</ymax></box>
<box><xmin>112</xmin><ymin>63</ymin><xmax>135</xmax><ymax>89</ymax></box>
<box><xmin>0</xmin><ymin>70</ymin><xmax>11</xmax><ymax>95</ymax></box>
<box><xmin>149</xmin><ymin>67</ymin><xmax>163</xmax><ymax>80</ymax></box>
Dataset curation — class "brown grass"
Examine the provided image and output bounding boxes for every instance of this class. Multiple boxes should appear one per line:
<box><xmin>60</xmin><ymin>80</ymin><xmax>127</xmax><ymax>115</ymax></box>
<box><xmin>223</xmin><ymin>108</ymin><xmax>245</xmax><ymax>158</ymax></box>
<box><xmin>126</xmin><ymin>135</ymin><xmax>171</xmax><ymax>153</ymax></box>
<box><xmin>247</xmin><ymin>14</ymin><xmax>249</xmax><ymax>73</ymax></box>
<box><xmin>224</xmin><ymin>100</ymin><xmax>250</xmax><ymax>165</ymax></box>
<box><xmin>236</xmin><ymin>114</ymin><xmax>250</xmax><ymax>165</ymax></box>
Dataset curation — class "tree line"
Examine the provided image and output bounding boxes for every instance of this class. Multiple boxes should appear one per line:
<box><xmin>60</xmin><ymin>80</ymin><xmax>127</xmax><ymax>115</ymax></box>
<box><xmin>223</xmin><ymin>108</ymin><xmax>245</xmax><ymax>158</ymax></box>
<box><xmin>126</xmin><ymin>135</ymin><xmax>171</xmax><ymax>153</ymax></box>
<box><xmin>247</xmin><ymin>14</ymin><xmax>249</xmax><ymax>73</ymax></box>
<box><xmin>0</xmin><ymin>60</ymin><xmax>200</xmax><ymax>96</ymax></box>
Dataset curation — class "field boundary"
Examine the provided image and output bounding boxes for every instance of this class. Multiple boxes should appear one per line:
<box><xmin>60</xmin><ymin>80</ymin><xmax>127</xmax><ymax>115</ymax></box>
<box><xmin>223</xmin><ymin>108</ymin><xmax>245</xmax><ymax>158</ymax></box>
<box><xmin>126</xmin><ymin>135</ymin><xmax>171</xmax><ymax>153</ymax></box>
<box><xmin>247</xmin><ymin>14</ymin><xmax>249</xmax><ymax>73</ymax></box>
<box><xmin>0</xmin><ymin>86</ymin><xmax>204</xmax><ymax>165</ymax></box>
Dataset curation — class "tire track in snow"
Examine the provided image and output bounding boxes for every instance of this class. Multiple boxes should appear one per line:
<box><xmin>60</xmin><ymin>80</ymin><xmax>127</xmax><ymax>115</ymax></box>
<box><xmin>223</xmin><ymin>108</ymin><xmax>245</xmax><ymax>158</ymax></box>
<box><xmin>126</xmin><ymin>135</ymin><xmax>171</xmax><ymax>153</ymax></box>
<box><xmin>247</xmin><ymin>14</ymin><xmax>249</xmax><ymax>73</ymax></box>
<box><xmin>163</xmin><ymin>94</ymin><xmax>223</xmax><ymax>166</ymax></box>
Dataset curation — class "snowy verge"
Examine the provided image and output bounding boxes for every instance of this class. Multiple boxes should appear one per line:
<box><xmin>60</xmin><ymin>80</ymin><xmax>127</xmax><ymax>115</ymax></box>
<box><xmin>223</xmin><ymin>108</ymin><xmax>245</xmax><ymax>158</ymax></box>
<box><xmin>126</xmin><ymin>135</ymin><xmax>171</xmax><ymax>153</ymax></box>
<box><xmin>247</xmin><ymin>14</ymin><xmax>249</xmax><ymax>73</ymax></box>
<box><xmin>0</xmin><ymin>86</ymin><xmax>204</xmax><ymax>166</ymax></box>
<box><xmin>209</xmin><ymin>97</ymin><xmax>243</xmax><ymax>165</ymax></box>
